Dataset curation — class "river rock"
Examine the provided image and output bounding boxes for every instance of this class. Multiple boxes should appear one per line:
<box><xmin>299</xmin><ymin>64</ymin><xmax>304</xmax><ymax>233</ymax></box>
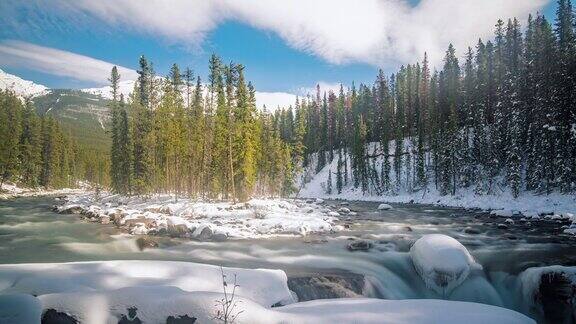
<box><xmin>211</xmin><ymin>233</ymin><xmax>228</xmax><ymax>242</ymax></box>
<box><xmin>136</xmin><ymin>237</ymin><xmax>159</xmax><ymax>250</ymax></box>
<box><xmin>100</xmin><ymin>216</ymin><xmax>110</xmax><ymax>225</ymax></box>
<box><xmin>167</xmin><ymin>223</ymin><xmax>190</xmax><ymax>237</ymax></box>
<box><xmin>505</xmin><ymin>218</ymin><xmax>515</xmax><ymax>225</ymax></box>
<box><xmin>464</xmin><ymin>227</ymin><xmax>481</xmax><ymax>234</ymax></box>
<box><xmin>59</xmin><ymin>205</ymin><xmax>83</xmax><ymax>214</ymax></box>
<box><xmin>377</xmin><ymin>203</ymin><xmax>393</xmax><ymax>210</ymax></box>
<box><xmin>166</xmin><ymin>315</ymin><xmax>197</xmax><ymax>324</ymax></box>
<box><xmin>338</xmin><ymin>207</ymin><xmax>351</xmax><ymax>214</ymax></box>
<box><xmin>347</xmin><ymin>240</ymin><xmax>373</xmax><ymax>251</ymax></box>
<box><xmin>497</xmin><ymin>224</ymin><xmax>509</xmax><ymax>229</ymax></box>
<box><xmin>42</xmin><ymin>309</ymin><xmax>78</xmax><ymax>324</ymax></box>
<box><xmin>287</xmin><ymin>274</ymin><xmax>365</xmax><ymax>301</ymax></box>
<box><xmin>197</xmin><ymin>226</ymin><xmax>213</xmax><ymax>240</ymax></box>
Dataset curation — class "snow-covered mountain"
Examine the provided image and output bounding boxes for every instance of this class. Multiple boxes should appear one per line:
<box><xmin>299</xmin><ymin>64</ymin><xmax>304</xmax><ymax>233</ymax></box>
<box><xmin>82</xmin><ymin>79</ymin><xmax>297</xmax><ymax>111</ymax></box>
<box><xmin>82</xmin><ymin>80</ymin><xmax>136</xmax><ymax>100</ymax></box>
<box><xmin>0</xmin><ymin>69</ymin><xmax>48</xmax><ymax>98</ymax></box>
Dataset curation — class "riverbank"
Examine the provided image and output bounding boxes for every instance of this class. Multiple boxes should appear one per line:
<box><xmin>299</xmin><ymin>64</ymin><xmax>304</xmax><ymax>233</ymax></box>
<box><xmin>0</xmin><ymin>183</ymin><xmax>84</xmax><ymax>200</ymax></box>
<box><xmin>299</xmin><ymin>169</ymin><xmax>576</xmax><ymax>235</ymax></box>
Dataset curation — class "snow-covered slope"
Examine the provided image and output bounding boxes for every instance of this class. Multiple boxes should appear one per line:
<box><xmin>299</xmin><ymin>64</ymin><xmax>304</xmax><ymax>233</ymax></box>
<box><xmin>299</xmin><ymin>142</ymin><xmax>576</xmax><ymax>226</ymax></box>
<box><xmin>82</xmin><ymin>79</ymin><xmax>136</xmax><ymax>100</ymax></box>
<box><xmin>0</xmin><ymin>68</ymin><xmax>48</xmax><ymax>98</ymax></box>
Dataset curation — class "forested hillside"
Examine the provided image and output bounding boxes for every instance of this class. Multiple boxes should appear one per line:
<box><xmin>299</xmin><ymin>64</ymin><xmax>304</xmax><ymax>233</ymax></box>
<box><xmin>283</xmin><ymin>1</ymin><xmax>576</xmax><ymax>199</ymax></box>
<box><xmin>0</xmin><ymin>90</ymin><xmax>106</xmax><ymax>189</ymax></box>
<box><xmin>32</xmin><ymin>89</ymin><xmax>111</xmax><ymax>151</ymax></box>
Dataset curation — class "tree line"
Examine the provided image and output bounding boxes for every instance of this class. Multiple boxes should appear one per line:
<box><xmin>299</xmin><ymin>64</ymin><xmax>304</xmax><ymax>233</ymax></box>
<box><xmin>273</xmin><ymin>0</ymin><xmax>576</xmax><ymax>198</ymax></box>
<box><xmin>0</xmin><ymin>90</ymin><xmax>89</xmax><ymax>189</ymax></box>
<box><xmin>108</xmin><ymin>55</ymin><xmax>294</xmax><ymax>201</ymax></box>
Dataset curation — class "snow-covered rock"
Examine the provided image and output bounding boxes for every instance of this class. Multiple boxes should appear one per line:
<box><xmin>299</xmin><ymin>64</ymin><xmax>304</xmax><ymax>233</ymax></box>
<box><xmin>378</xmin><ymin>203</ymin><xmax>393</xmax><ymax>210</ymax></box>
<box><xmin>410</xmin><ymin>234</ymin><xmax>482</xmax><ymax>295</ymax></box>
<box><xmin>490</xmin><ymin>210</ymin><xmax>515</xmax><ymax>218</ymax></box>
<box><xmin>59</xmin><ymin>193</ymin><xmax>338</xmax><ymax>239</ymax></box>
<box><xmin>519</xmin><ymin>265</ymin><xmax>576</xmax><ymax>306</ymax></box>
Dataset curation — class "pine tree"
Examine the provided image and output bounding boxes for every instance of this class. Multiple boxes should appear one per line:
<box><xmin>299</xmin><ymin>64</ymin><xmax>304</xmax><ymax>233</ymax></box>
<box><xmin>326</xmin><ymin>169</ymin><xmax>333</xmax><ymax>194</ymax></box>
<box><xmin>131</xmin><ymin>56</ymin><xmax>154</xmax><ymax>195</ymax></box>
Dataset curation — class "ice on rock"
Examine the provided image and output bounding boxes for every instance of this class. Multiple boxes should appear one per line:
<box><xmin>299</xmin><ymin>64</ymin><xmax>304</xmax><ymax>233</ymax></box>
<box><xmin>410</xmin><ymin>234</ymin><xmax>482</xmax><ymax>295</ymax></box>
<box><xmin>378</xmin><ymin>203</ymin><xmax>393</xmax><ymax>210</ymax></box>
<box><xmin>519</xmin><ymin>265</ymin><xmax>576</xmax><ymax>306</ymax></box>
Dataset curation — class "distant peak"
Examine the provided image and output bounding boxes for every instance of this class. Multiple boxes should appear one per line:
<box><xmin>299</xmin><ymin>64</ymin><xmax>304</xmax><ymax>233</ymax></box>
<box><xmin>0</xmin><ymin>69</ymin><xmax>49</xmax><ymax>98</ymax></box>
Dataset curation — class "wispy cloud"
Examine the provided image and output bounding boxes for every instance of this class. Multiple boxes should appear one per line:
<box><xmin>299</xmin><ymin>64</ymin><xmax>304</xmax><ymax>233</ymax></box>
<box><xmin>7</xmin><ymin>0</ymin><xmax>549</xmax><ymax>67</ymax></box>
<box><xmin>0</xmin><ymin>40</ymin><xmax>138</xmax><ymax>84</ymax></box>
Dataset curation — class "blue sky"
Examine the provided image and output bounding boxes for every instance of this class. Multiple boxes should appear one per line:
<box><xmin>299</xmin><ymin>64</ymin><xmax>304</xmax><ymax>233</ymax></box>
<box><xmin>0</xmin><ymin>0</ymin><xmax>559</xmax><ymax>103</ymax></box>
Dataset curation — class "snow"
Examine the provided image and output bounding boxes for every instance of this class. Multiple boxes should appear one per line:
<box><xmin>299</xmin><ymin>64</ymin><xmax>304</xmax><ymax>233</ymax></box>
<box><xmin>270</xmin><ymin>298</ymin><xmax>534</xmax><ymax>324</ymax></box>
<box><xmin>410</xmin><ymin>234</ymin><xmax>482</xmax><ymax>295</ymax></box>
<box><xmin>0</xmin><ymin>182</ymin><xmax>83</xmax><ymax>200</ymax></box>
<box><xmin>299</xmin><ymin>142</ymin><xmax>576</xmax><ymax>234</ymax></box>
<box><xmin>0</xmin><ymin>260</ymin><xmax>534</xmax><ymax>324</ymax></box>
<box><xmin>0</xmin><ymin>68</ymin><xmax>48</xmax><ymax>98</ymax></box>
<box><xmin>82</xmin><ymin>79</ymin><xmax>136</xmax><ymax>100</ymax></box>
<box><xmin>0</xmin><ymin>260</ymin><xmax>295</xmax><ymax>307</ymax></box>
<box><xmin>59</xmin><ymin>192</ymin><xmax>338</xmax><ymax>239</ymax></box>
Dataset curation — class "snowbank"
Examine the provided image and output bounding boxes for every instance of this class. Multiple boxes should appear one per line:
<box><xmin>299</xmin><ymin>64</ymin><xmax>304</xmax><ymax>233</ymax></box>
<box><xmin>58</xmin><ymin>193</ymin><xmax>337</xmax><ymax>239</ymax></box>
<box><xmin>0</xmin><ymin>182</ymin><xmax>83</xmax><ymax>200</ymax></box>
<box><xmin>0</xmin><ymin>260</ymin><xmax>294</xmax><ymax>307</ymax></box>
<box><xmin>0</xmin><ymin>285</ymin><xmax>535</xmax><ymax>323</ymax></box>
<box><xmin>410</xmin><ymin>234</ymin><xmax>481</xmax><ymax>295</ymax></box>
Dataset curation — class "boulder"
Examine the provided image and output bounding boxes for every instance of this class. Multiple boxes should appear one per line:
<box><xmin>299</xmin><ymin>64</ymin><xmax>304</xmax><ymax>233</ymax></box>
<box><xmin>197</xmin><ymin>226</ymin><xmax>214</xmax><ymax>240</ymax></box>
<box><xmin>464</xmin><ymin>227</ymin><xmax>481</xmax><ymax>235</ymax></box>
<box><xmin>378</xmin><ymin>203</ymin><xmax>393</xmax><ymax>210</ymax></box>
<box><xmin>347</xmin><ymin>240</ymin><xmax>373</xmax><ymax>252</ymax></box>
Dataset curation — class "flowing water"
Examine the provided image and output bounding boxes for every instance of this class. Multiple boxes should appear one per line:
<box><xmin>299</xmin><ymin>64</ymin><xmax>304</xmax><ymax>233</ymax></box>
<box><xmin>1</xmin><ymin>196</ymin><xmax>575</xmax><ymax>322</ymax></box>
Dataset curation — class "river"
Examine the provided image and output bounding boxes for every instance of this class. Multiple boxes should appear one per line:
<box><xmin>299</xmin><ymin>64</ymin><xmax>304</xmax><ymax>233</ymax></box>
<box><xmin>1</xmin><ymin>196</ymin><xmax>575</xmax><ymax>322</ymax></box>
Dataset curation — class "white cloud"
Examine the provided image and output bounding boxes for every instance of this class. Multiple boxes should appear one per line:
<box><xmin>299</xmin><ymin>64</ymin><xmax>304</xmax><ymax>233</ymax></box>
<box><xmin>299</xmin><ymin>82</ymin><xmax>345</xmax><ymax>97</ymax></box>
<box><xmin>46</xmin><ymin>0</ymin><xmax>549</xmax><ymax>67</ymax></box>
<box><xmin>0</xmin><ymin>40</ymin><xmax>138</xmax><ymax>84</ymax></box>
<box><xmin>254</xmin><ymin>91</ymin><xmax>297</xmax><ymax>111</ymax></box>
